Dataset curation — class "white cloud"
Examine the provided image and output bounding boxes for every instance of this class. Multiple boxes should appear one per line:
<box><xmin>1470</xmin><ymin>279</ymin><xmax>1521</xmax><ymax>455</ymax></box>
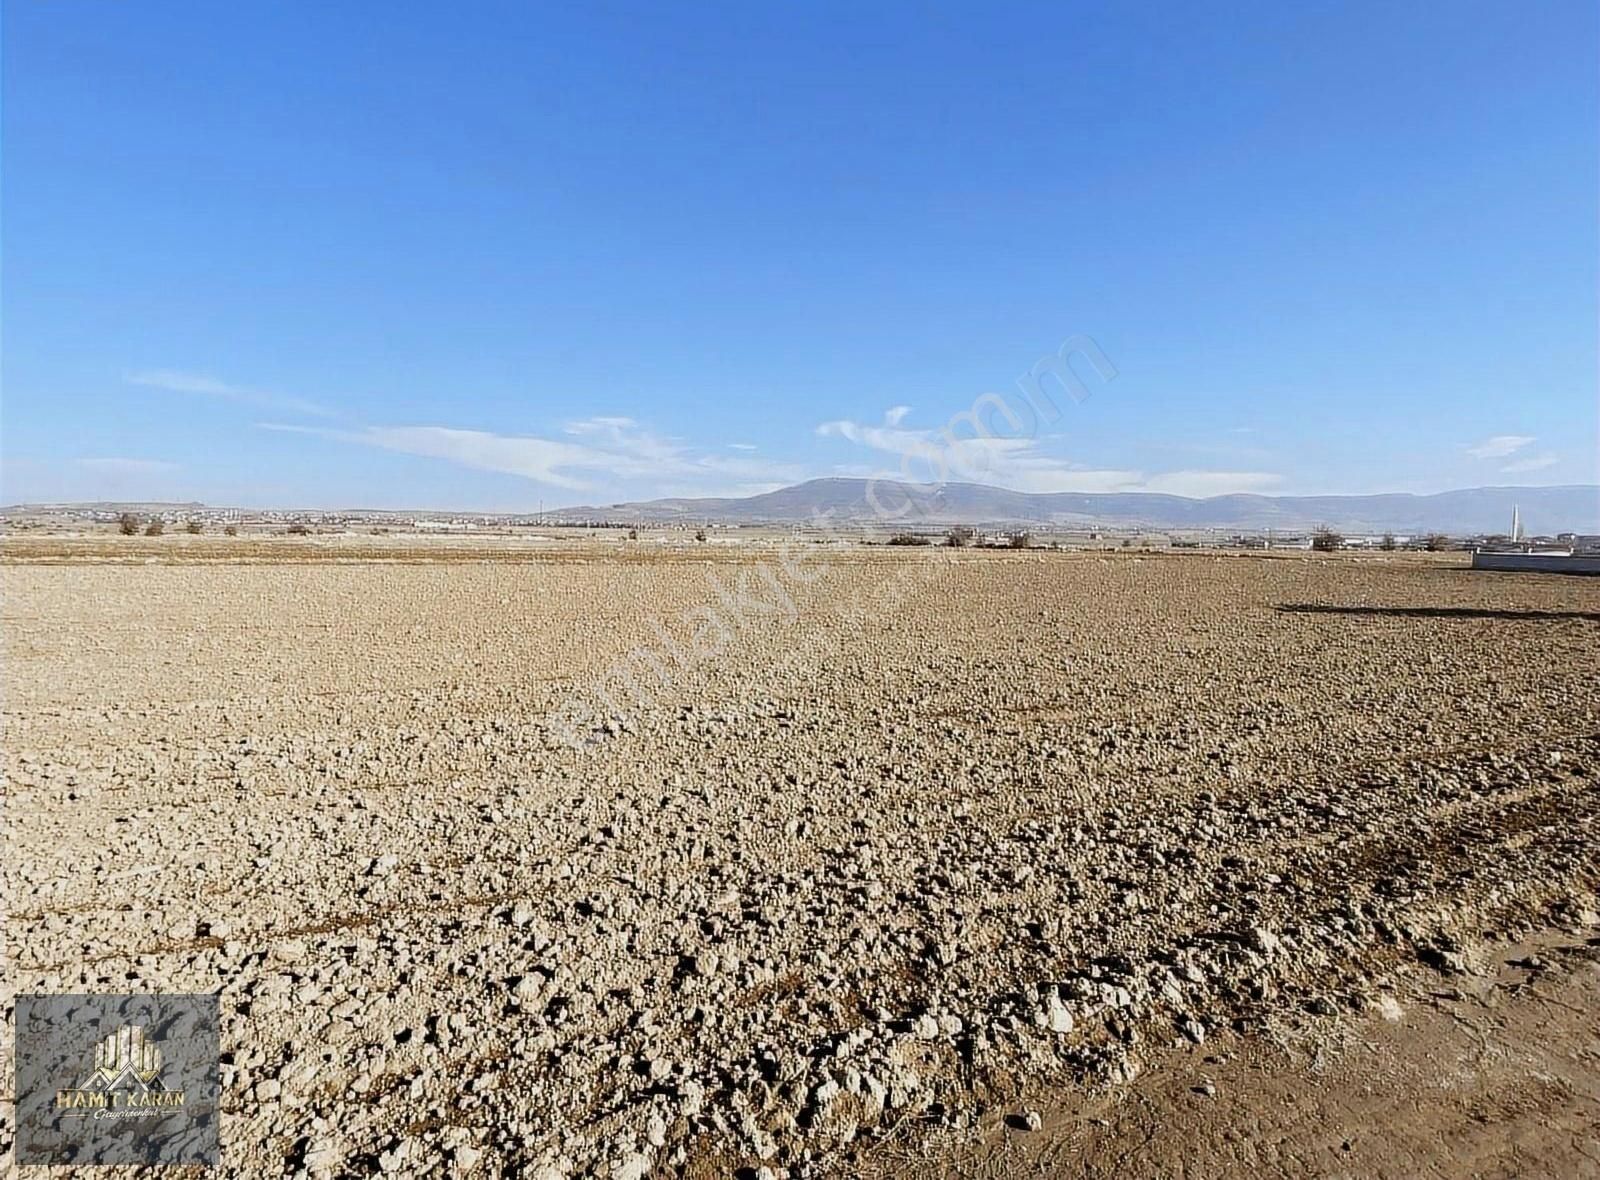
<box><xmin>1138</xmin><ymin>470</ymin><xmax>1283</xmax><ymax>497</ymax></box>
<box><xmin>728</xmin><ymin>442</ymin><xmax>758</xmax><ymax>451</ymax></box>
<box><xmin>128</xmin><ymin>370</ymin><xmax>335</xmax><ymax>418</ymax></box>
<box><xmin>816</xmin><ymin>412</ymin><xmax>1280</xmax><ymax>497</ymax></box>
<box><xmin>564</xmin><ymin>415</ymin><xmax>638</xmax><ymax>435</ymax></box>
<box><xmin>262</xmin><ymin>418</ymin><xmax>802</xmax><ymax>496</ymax></box>
<box><xmin>884</xmin><ymin>405</ymin><xmax>912</xmax><ymax>426</ymax></box>
<box><xmin>77</xmin><ymin>458</ymin><xmax>180</xmax><ymax>475</ymax></box>
<box><xmin>1499</xmin><ymin>451</ymin><xmax>1559</xmax><ymax>474</ymax></box>
<box><xmin>1465</xmin><ymin>434</ymin><xmax>1534</xmax><ymax>460</ymax></box>
<box><xmin>659</xmin><ymin>478</ymin><xmax>791</xmax><ymax>499</ymax></box>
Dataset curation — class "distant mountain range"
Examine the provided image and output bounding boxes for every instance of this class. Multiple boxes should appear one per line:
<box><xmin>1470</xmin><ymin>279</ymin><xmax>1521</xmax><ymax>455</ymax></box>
<box><xmin>549</xmin><ymin>478</ymin><xmax>1600</xmax><ymax>534</ymax></box>
<box><xmin>7</xmin><ymin>481</ymin><xmax>1596</xmax><ymax>534</ymax></box>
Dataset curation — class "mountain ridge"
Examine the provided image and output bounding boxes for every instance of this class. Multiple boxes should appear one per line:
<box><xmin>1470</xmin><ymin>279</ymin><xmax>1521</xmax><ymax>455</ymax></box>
<box><xmin>548</xmin><ymin>478</ymin><xmax>1600</xmax><ymax>533</ymax></box>
<box><xmin>6</xmin><ymin>481</ymin><xmax>1596</xmax><ymax>533</ymax></box>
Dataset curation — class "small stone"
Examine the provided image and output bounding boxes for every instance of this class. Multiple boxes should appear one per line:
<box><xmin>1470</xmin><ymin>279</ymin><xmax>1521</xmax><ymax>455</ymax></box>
<box><xmin>677</xmin><ymin>1079</ymin><xmax>705</xmax><ymax>1118</ymax></box>
<box><xmin>613</xmin><ymin>1150</ymin><xmax>652</xmax><ymax>1180</ymax></box>
<box><xmin>912</xmin><ymin>1014</ymin><xmax>940</xmax><ymax>1040</ymax></box>
<box><xmin>1250</xmin><ymin>926</ymin><xmax>1281</xmax><ymax>956</ymax></box>
<box><xmin>377</xmin><ymin>1139</ymin><xmax>409</xmax><ymax>1173</ymax></box>
<box><xmin>511</xmin><ymin>976</ymin><xmax>544</xmax><ymax>1006</ymax></box>
<box><xmin>1020</xmin><ymin>1109</ymin><xmax>1042</xmax><ymax>1131</ymax></box>
<box><xmin>303</xmin><ymin>1140</ymin><xmax>340</xmax><ymax>1170</ymax></box>
<box><xmin>1040</xmin><ymin>993</ymin><xmax>1074</xmax><ymax>1035</ymax></box>
<box><xmin>1420</xmin><ymin>944</ymin><xmax>1469</xmax><ymax>974</ymax></box>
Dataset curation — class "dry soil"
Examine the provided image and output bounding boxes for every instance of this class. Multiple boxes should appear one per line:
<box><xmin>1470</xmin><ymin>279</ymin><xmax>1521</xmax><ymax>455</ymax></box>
<box><xmin>3</xmin><ymin>539</ymin><xmax>1597</xmax><ymax>1177</ymax></box>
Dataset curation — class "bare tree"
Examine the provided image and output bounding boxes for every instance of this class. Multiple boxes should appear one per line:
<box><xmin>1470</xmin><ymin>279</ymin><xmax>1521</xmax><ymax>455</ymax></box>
<box><xmin>1311</xmin><ymin>527</ymin><xmax>1343</xmax><ymax>552</ymax></box>
<box><xmin>1379</xmin><ymin>533</ymin><xmax>1396</xmax><ymax>551</ymax></box>
<box><xmin>118</xmin><ymin>512</ymin><xmax>141</xmax><ymax>536</ymax></box>
<box><xmin>944</xmin><ymin>526</ymin><xmax>975</xmax><ymax>548</ymax></box>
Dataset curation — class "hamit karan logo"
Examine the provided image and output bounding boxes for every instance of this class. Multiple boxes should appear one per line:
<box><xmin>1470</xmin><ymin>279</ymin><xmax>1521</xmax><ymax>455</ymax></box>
<box><xmin>15</xmin><ymin>994</ymin><xmax>220</xmax><ymax>1165</ymax></box>
<box><xmin>57</xmin><ymin>1024</ymin><xmax>188</xmax><ymax>1114</ymax></box>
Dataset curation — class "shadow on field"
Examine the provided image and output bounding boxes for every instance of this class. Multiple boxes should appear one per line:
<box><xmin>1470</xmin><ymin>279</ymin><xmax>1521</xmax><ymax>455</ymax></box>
<box><xmin>1277</xmin><ymin>604</ymin><xmax>1600</xmax><ymax>622</ymax></box>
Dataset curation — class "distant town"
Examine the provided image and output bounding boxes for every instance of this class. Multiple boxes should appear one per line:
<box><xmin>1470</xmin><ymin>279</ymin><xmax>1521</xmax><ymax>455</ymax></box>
<box><xmin>3</xmin><ymin>500</ymin><xmax>1596</xmax><ymax>555</ymax></box>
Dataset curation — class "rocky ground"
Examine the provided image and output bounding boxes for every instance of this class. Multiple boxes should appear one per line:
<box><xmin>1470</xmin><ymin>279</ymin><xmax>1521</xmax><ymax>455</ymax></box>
<box><xmin>874</xmin><ymin>926</ymin><xmax>1600</xmax><ymax>1178</ymax></box>
<box><xmin>3</xmin><ymin>538</ymin><xmax>1597</xmax><ymax>1177</ymax></box>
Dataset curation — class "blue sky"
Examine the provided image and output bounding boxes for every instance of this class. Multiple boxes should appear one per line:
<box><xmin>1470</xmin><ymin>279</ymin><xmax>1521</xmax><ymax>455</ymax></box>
<box><xmin>4</xmin><ymin>1</ymin><xmax>1596</xmax><ymax>509</ymax></box>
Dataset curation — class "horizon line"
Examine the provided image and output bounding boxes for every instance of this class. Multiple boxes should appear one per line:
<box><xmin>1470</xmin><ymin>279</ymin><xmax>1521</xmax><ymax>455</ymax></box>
<box><xmin>3</xmin><ymin>477</ymin><xmax>1597</xmax><ymax>518</ymax></box>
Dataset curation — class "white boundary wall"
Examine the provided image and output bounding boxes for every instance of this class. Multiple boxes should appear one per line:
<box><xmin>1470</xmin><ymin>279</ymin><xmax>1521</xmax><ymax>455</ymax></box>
<box><xmin>1471</xmin><ymin>551</ymin><xmax>1600</xmax><ymax>575</ymax></box>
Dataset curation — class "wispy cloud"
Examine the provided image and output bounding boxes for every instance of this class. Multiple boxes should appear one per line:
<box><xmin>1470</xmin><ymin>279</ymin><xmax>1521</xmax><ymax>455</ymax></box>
<box><xmin>817</xmin><ymin>416</ymin><xmax>1127</xmax><ymax>492</ymax></box>
<box><xmin>76</xmin><ymin>457</ymin><xmax>179</xmax><ymax>476</ymax></box>
<box><xmin>1465</xmin><ymin>434</ymin><xmax>1534</xmax><ymax>460</ymax></box>
<box><xmin>128</xmin><ymin>370</ymin><xmax>336</xmax><ymax>418</ymax></box>
<box><xmin>564</xmin><ymin>415</ymin><xmax>638</xmax><ymax>435</ymax></box>
<box><xmin>728</xmin><ymin>442</ymin><xmax>758</xmax><ymax>451</ymax></box>
<box><xmin>884</xmin><ymin>405</ymin><xmax>912</xmax><ymax>426</ymax></box>
<box><xmin>816</xmin><ymin>411</ymin><xmax>1281</xmax><ymax>497</ymax></box>
<box><xmin>1500</xmin><ymin>451</ymin><xmax>1559</xmax><ymax>474</ymax></box>
<box><xmin>261</xmin><ymin>418</ymin><xmax>802</xmax><ymax>496</ymax></box>
<box><xmin>1138</xmin><ymin>470</ymin><xmax>1283</xmax><ymax>496</ymax></box>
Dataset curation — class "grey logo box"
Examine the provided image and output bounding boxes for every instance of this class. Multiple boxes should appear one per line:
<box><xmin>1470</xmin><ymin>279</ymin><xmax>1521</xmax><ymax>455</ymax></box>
<box><xmin>14</xmin><ymin>994</ymin><xmax>220</xmax><ymax>1166</ymax></box>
